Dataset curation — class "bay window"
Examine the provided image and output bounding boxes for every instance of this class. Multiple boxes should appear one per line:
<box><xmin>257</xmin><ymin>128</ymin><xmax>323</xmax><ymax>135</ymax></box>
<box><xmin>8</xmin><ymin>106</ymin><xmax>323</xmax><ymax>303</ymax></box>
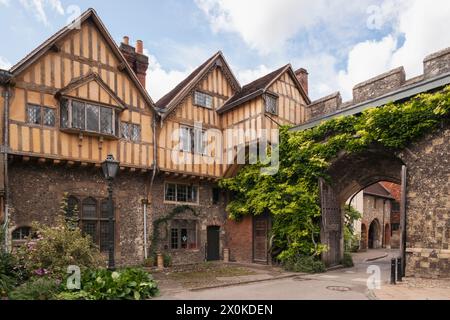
<box><xmin>60</xmin><ymin>98</ymin><xmax>119</xmax><ymax>138</ymax></box>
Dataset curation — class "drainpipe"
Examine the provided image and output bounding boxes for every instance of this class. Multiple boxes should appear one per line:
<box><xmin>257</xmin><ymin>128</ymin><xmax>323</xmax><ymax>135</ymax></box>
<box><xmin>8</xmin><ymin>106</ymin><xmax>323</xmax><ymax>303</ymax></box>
<box><xmin>143</xmin><ymin>113</ymin><xmax>158</xmax><ymax>259</ymax></box>
<box><xmin>2</xmin><ymin>86</ymin><xmax>10</xmax><ymax>251</ymax></box>
<box><xmin>382</xmin><ymin>199</ymin><xmax>386</xmax><ymax>248</ymax></box>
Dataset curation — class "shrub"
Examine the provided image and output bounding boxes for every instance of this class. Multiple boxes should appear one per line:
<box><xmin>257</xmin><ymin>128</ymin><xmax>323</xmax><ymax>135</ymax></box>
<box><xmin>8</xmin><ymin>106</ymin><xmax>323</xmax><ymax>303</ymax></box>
<box><xmin>66</xmin><ymin>268</ymin><xmax>159</xmax><ymax>300</ymax></box>
<box><xmin>15</xmin><ymin>217</ymin><xmax>104</xmax><ymax>279</ymax></box>
<box><xmin>282</xmin><ymin>255</ymin><xmax>326</xmax><ymax>274</ymax></box>
<box><xmin>8</xmin><ymin>277</ymin><xmax>61</xmax><ymax>300</ymax></box>
<box><xmin>143</xmin><ymin>257</ymin><xmax>155</xmax><ymax>268</ymax></box>
<box><xmin>341</xmin><ymin>252</ymin><xmax>354</xmax><ymax>268</ymax></box>
<box><xmin>163</xmin><ymin>253</ymin><xmax>172</xmax><ymax>268</ymax></box>
<box><xmin>0</xmin><ymin>251</ymin><xmax>29</xmax><ymax>296</ymax></box>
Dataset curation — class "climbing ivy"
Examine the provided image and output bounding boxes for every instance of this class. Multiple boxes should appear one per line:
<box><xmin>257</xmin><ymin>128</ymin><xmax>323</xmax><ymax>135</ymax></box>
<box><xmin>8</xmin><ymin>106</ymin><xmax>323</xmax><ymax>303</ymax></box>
<box><xmin>149</xmin><ymin>205</ymin><xmax>198</xmax><ymax>255</ymax></box>
<box><xmin>220</xmin><ymin>86</ymin><xmax>450</xmax><ymax>262</ymax></box>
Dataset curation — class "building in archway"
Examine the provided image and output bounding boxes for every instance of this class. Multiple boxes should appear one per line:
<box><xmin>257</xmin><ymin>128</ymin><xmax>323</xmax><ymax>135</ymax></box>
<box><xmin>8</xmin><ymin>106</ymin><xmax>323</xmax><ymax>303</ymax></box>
<box><xmin>349</xmin><ymin>182</ymin><xmax>397</xmax><ymax>250</ymax></box>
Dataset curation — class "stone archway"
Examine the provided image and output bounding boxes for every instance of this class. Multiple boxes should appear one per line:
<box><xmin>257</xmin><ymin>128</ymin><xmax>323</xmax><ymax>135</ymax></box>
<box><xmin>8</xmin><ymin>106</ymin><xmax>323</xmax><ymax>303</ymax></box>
<box><xmin>320</xmin><ymin>146</ymin><xmax>403</xmax><ymax>266</ymax></box>
<box><xmin>319</xmin><ymin>123</ymin><xmax>449</xmax><ymax>278</ymax></box>
<box><xmin>368</xmin><ymin>219</ymin><xmax>381</xmax><ymax>249</ymax></box>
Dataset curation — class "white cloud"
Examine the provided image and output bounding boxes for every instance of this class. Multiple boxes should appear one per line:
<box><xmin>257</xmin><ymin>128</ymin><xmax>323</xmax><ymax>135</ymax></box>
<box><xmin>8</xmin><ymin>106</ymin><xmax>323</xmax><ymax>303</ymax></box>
<box><xmin>235</xmin><ymin>65</ymin><xmax>272</xmax><ymax>86</ymax></box>
<box><xmin>336</xmin><ymin>0</ymin><xmax>450</xmax><ymax>100</ymax></box>
<box><xmin>0</xmin><ymin>56</ymin><xmax>12</xmax><ymax>70</ymax></box>
<box><xmin>0</xmin><ymin>0</ymin><xmax>10</xmax><ymax>6</ymax></box>
<box><xmin>145</xmin><ymin>51</ymin><xmax>193</xmax><ymax>101</ymax></box>
<box><xmin>18</xmin><ymin>0</ymin><xmax>64</xmax><ymax>26</ymax></box>
<box><xmin>195</xmin><ymin>0</ymin><xmax>372</xmax><ymax>55</ymax></box>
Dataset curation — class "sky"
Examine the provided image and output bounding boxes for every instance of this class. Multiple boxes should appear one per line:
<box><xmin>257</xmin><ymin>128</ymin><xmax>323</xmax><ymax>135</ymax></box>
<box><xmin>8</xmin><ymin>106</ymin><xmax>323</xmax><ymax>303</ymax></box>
<box><xmin>1</xmin><ymin>0</ymin><xmax>450</xmax><ymax>102</ymax></box>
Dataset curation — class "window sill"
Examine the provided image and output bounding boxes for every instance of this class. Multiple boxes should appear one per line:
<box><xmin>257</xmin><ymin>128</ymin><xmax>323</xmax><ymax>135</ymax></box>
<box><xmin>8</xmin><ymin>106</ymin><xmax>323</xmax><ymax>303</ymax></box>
<box><xmin>60</xmin><ymin>128</ymin><xmax>119</xmax><ymax>140</ymax></box>
<box><xmin>164</xmin><ymin>200</ymin><xmax>200</xmax><ymax>206</ymax></box>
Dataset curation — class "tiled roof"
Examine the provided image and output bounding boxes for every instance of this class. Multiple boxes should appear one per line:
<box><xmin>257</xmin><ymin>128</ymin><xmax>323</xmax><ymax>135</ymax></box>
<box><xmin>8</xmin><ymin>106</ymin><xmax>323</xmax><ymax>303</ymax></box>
<box><xmin>364</xmin><ymin>182</ymin><xmax>395</xmax><ymax>199</ymax></box>
<box><xmin>217</xmin><ymin>65</ymin><xmax>289</xmax><ymax>114</ymax></box>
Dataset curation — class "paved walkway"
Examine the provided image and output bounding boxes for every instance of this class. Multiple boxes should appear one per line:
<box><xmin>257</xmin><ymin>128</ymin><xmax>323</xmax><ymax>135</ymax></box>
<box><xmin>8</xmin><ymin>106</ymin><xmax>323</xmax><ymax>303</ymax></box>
<box><xmin>373</xmin><ymin>278</ymin><xmax>450</xmax><ymax>300</ymax></box>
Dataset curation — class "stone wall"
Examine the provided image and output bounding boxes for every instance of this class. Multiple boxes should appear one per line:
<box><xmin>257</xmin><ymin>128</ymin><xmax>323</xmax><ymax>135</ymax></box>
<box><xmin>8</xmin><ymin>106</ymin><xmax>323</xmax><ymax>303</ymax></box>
<box><xmin>149</xmin><ymin>175</ymin><xmax>228</xmax><ymax>265</ymax></box>
<box><xmin>306</xmin><ymin>92</ymin><xmax>342</xmax><ymax>120</ymax></box>
<box><xmin>8</xmin><ymin>162</ymin><xmax>149</xmax><ymax>266</ymax></box>
<box><xmin>7</xmin><ymin>163</ymin><xmax>229</xmax><ymax>266</ymax></box>
<box><xmin>424</xmin><ymin>47</ymin><xmax>450</xmax><ymax>79</ymax></box>
<box><xmin>353</xmin><ymin>67</ymin><xmax>406</xmax><ymax>104</ymax></box>
<box><xmin>360</xmin><ymin>194</ymin><xmax>392</xmax><ymax>249</ymax></box>
<box><xmin>398</xmin><ymin>123</ymin><xmax>450</xmax><ymax>278</ymax></box>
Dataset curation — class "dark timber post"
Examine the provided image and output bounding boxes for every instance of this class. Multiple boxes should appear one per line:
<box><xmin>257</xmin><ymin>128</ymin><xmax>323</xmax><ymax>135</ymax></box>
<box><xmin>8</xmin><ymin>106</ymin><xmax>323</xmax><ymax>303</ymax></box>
<box><xmin>397</xmin><ymin>257</ymin><xmax>403</xmax><ymax>282</ymax></box>
<box><xmin>400</xmin><ymin>165</ymin><xmax>407</xmax><ymax>277</ymax></box>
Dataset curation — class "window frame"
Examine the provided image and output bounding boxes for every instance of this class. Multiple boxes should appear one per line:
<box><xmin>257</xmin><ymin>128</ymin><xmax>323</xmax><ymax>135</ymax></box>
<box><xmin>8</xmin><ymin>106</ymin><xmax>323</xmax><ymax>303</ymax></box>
<box><xmin>264</xmin><ymin>93</ymin><xmax>279</xmax><ymax>115</ymax></box>
<box><xmin>69</xmin><ymin>195</ymin><xmax>115</xmax><ymax>253</ymax></box>
<box><xmin>164</xmin><ymin>182</ymin><xmax>199</xmax><ymax>205</ymax></box>
<box><xmin>121</xmin><ymin>122</ymin><xmax>141</xmax><ymax>142</ymax></box>
<box><xmin>193</xmin><ymin>90</ymin><xmax>213</xmax><ymax>109</ymax></box>
<box><xmin>59</xmin><ymin>97</ymin><xmax>119</xmax><ymax>139</ymax></box>
<box><xmin>26</xmin><ymin>104</ymin><xmax>56</xmax><ymax>128</ymax></box>
<box><xmin>179</xmin><ymin>125</ymin><xmax>207</xmax><ymax>155</ymax></box>
<box><xmin>169</xmin><ymin>219</ymin><xmax>199</xmax><ymax>251</ymax></box>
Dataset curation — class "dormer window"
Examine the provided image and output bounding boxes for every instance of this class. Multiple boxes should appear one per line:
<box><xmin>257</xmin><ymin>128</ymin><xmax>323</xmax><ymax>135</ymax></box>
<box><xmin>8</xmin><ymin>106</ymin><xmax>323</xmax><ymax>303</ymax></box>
<box><xmin>60</xmin><ymin>98</ymin><xmax>119</xmax><ymax>138</ymax></box>
<box><xmin>194</xmin><ymin>91</ymin><xmax>213</xmax><ymax>109</ymax></box>
<box><xmin>264</xmin><ymin>94</ymin><xmax>278</xmax><ymax>115</ymax></box>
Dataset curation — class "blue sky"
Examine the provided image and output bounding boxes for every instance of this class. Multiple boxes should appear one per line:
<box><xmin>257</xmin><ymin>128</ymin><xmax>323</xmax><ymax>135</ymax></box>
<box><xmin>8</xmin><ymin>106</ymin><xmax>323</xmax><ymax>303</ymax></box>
<box><xmin>1</xmin><ymin>0</ymin><xmax>450</xmax><ymax>101</ymax></box>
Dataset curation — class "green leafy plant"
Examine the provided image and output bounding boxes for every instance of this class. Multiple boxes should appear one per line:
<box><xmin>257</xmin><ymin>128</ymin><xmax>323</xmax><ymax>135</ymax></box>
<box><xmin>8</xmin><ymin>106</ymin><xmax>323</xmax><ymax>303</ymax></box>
<box><xmin>282</xmin><ymin>254</ymin><xmax>326</xmax><ymax>274</ymax></box>
<box><xmin>0</xmin><ymin>251</ymin><xmax>29</xmax><ymax>297</ymax></box>
<box><xmin>341</xmin><ymin>252</ymin><xmax>354</xmax><ymax>268</ymax></box>
<box><xmin>8</xmin><ymin>277</ymin><xmax>61</xmax><ymax>300</ymax></box>
<box><xmin>68</xmin><ymin>268</ymin><xmax>159</xmax><ymax>300</ymax></box>
<box><xmin>163</xmin><ymin>253</ymin><xmax>172</xmax><ymax>268</ymax></box>
<box><xmin>220</xmin><ymin>86</ymin><xmax>450</xmax><ymax>263</ymax></box>
<box><xmin>343</xmin><ymin>206</ymin><xmax>362</xmax><ymax>252</ymax></box>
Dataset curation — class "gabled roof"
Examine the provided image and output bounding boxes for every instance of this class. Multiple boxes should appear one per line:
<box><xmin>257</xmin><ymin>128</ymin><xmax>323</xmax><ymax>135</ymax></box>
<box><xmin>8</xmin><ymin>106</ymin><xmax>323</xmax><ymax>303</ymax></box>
<box><xmin>55</xmin><ymin>71</ymin><xmax>126</xmax><ymax>109</ymax></box>
<box><xmin>217</xmin><ymin>64</ymin><xmax>310</xmax><ymax>114</ymax></box>
<box><xmin>156</xmin><ymin>51</ymin><xmax>241</xmax><ymax>119</ymax></box>
<box><xmin>9</xmin><ymin>8</ymin><xmax>155</xmax><ymax>110</ymax></box>
<box><xmin>364</xmin><ymin>183</ymin><xmax>395</xmax><ymax>200</ymax></box>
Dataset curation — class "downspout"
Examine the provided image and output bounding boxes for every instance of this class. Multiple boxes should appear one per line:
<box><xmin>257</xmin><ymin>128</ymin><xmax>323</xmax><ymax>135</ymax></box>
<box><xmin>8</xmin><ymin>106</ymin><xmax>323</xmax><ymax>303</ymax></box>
<box><xmin>143</xmin><ymin>113</ymin><xmax>158</xmax><ymax>259</ymax></box>
<box><xmin>382</xmin><ymin>199</ymin><xmax>386</xmax><ymax>248</ymax></box>
<box><xmin>2</xmin><ymin>86</ymin><xmax>10</xmax><ymax>251</ymax></box>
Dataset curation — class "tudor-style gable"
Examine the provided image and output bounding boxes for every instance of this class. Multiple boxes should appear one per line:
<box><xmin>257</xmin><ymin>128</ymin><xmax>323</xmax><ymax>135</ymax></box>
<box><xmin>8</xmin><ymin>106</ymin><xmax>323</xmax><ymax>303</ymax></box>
<box><xmin>6</xmin><ymin>8</ymin><xmax>156</xmax><ymax>169</ymax></box>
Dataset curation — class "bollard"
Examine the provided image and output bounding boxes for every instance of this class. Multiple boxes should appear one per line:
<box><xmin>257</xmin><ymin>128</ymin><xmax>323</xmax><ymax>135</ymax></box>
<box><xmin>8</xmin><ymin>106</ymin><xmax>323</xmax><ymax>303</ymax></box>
<box><xmin>223</xmin><ymin>248</ymin><xmax>230</xmax><ymax>263</ymax></box>
<box><xmin>397</xmin><ymin>257</ymin><xmax>403</xmax><ymax>282</ymax></box>
<box><xmin>157</xmin><ymin>252</ymin><xmax>164</xmax><ymax>270</ymax></box>
<box><xmin>390</xmin><ymin>258</ymin><xmax>396</xmax><ymax>285</ymax></box>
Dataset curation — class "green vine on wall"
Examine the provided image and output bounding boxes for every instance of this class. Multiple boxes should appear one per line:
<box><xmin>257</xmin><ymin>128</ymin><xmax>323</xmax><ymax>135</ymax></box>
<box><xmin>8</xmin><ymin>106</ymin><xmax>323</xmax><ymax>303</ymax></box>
<box><xmin>149</xmin><ymin>205</ymin><xmax>198</xmax><ymax>255</ymax></box>
<box><xmin>220</xmin><ymin>86</ymin><xmax>450</xmax><ymax>263</ymax></box>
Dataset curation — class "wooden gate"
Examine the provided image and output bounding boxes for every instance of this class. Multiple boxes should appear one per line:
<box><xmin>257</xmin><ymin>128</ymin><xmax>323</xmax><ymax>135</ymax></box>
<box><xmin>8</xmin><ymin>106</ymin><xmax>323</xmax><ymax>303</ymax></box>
<box><xmin>253</xmin><ymin>215</ymin><xmax>269</xmax><ymax>263</ymax></box>
<box><xmin>206</xmin><ymin>226</ymin><xmax>220</xmax><ymax>261</ymax></box>
<box><xmin>319</xmin><ymin>179</ymin><xmax>343</xmax><ymax>266</ymax></box>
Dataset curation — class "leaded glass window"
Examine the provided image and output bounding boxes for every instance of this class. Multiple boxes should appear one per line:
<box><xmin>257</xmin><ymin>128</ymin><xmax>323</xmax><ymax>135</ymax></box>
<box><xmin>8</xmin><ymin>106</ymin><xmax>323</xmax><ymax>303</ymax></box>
<box><xmin>265</xmin><ymin>94</ymin><xmax>278</xmax><ymax>115</ymax></box>
<box><xmin>43</xmin><ymin>107</ymin><xmax>56</xmax><ymax>127</ymax></box>
<box><xmin>194</xmin><ymin>91</ymin><xmax>213</xmax><ymax>109</ymax></box>
<box><xmin>86</xmin><ymin>104</ymin><xmax>99</xmax><ymax>132</ymax></box>
<box><xmin>27</xmin><ymin>104</ymin><xmax>41</xmax><ymax>125</ymax></box>
<box><xmin>170</xmin><ymin>220</ymin><xmax>197</xmax><ymax>250</ymax></box>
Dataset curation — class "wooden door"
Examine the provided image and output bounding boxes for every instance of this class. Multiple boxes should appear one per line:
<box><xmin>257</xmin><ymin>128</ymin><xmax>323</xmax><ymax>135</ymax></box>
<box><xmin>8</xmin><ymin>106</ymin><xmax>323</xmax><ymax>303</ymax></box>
<box><xmin>206</xmin><ymin>226</ymin><xmax>220</xmax><ymax>261</ymax></box>
<box><xmin>253</xmin><ymin>215</ymin><xmax>269</xmax><ymax>263</ymax></box>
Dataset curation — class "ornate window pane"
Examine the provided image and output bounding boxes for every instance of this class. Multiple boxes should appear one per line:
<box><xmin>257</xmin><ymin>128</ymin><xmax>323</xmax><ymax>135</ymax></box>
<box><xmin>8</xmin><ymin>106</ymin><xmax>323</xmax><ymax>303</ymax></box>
<box><xmin>72</xmin><ymin>100</ymin><xmax>85</xmax><ymax>129</ymax></box>
<box><xmin>12</xmin><ymin>227</ymin><xmax>31</xmax><ymax>240</ymax></box>
<box><xmin>67</xmin><ymin>196</ymin><xmax>79</xmax><ymax>218</ymax></box>
<box><xmin>82</xmin><ymin>221</ymin><xmax>97</xmax><ymax>243</ymax></box>
<box><xmin>86</xmin><ymin>104</ymin><xmax>99</xmax><ymax>132</ymax></box>
<box><xmin>100</xmin><ymin>221</ymin><xmax>110</xmax><ymax>252</ymax></box>
<box><xmin>131</xmin><ymin>124</ymin><xmax>141</xmax><ymax>142</ymax></box>
<box><xmin>100</xmin><ymin>107</ymin><xmax>113</xmax><ymax>134</ymax></box>
<box><xmin>265</xmin><ymin>95</ymin><xmax>278</xmax><ymax>115</ymax></box>
<box><xmin>121</xmin><ymin>122</ymin><xmax>130</xmax><ymax>140</ymax></box>
<box><xmin>165</xmin><ymin>183</ymin><xmax>176</xmax><ymax>201</ymax></box>
<box><xmin>60</xmin><ymin>99</ymin><xmax>69</xmax><ymax>128</ymax></box>
<box><xmin>43</xmin><ymin>107</ymin><xmax>55</xmax><ymax>127</ymax></box>
<box><xmin>82</xmin><ymin>197</ymin><xmax>97</xmax><ymax>218</ymax></box>
<box><xmin>27</xmin><ymin>104</ymin><xmax>41</xmax><ymax>125</ymax></box>
<box><xmin>176</xmin><ymin>184</ymin><xmax>187</xmax><ymax>202</ymax></box>
<box><xmin>194</xmin><ymin>91</ymin><xmax>213</xmax><ymax>109</ymax></box>
<box><xmin>171</xmin><ymin>228</ymin><xmax>179</xmax><ymax>249</ymax></box>
<box><xmin>100</xmin><ymin>199</ymin><xmax>109</xmax><ymax>218</ymax></box>
<box><xmin>180</xmin><ymin>126</ymin><xmax>192</xmax><ymax>152</ymax></box>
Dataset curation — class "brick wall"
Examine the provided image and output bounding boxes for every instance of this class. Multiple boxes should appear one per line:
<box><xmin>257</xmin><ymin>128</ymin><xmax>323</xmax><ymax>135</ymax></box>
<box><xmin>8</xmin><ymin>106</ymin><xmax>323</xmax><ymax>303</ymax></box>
<box><xmin>224</xmin><ymin>216</ymin><xmax>253</xmax><ymax>263</ymax></box>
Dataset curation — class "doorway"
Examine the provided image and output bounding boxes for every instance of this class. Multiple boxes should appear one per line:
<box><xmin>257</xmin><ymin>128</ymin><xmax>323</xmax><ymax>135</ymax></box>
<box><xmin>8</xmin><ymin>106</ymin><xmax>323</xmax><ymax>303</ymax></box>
<box><xmin>206</xmin><ymin>226</ymin><xmax>220</xmax><ymax>261</ymax></box>
<box><xmin>368</xmin><ymin>220</ymin><xmax>380</xmax><ymax>249</ymax></box>
<box><xmin>253</xmin><ymin>215</ymin><xmax>269</xmax><ymax>264</ymax></box>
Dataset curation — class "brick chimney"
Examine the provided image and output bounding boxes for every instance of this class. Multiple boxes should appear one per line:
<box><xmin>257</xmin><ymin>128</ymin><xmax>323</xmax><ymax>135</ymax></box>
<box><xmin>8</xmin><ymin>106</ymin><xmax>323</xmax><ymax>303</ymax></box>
<box><xmin>295</xmin><ymin>68</ymin><xmax>309</xmax><ymax>96</ymax></box>
<box><xmin>119</xmin><ymin>36</ymin><xmax>149</xmax><ymax>88</ymax></box>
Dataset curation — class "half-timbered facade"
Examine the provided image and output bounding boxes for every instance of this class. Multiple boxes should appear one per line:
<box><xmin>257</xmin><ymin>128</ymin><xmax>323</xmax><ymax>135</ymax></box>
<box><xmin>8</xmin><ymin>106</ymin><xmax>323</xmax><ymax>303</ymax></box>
<box><xmin>0</xmin><ymin>8</ymin><xmax>310</xmax><ymax>265</ymax></box>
